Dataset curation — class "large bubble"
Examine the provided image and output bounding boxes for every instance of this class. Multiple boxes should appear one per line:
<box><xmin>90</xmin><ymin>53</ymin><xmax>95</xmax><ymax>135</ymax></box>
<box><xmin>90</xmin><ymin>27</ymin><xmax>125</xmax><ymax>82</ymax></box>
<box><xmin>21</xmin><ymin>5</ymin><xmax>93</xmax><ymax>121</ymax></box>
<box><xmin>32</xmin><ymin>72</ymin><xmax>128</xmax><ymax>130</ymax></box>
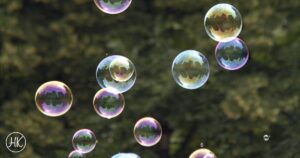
<box><xmin>134</xmin><ymin>117</ymin><xmax>162</xmax><ymax>147</ymax></box>
<box><xmin>215</xmin><ymin>38</ymin><xmax>249</xmax><ymax>70</ymax></box>
<box><xmin>93</xmin><ymin>88</ymin><xmax>125</xmax><ymax>119</ymax></box>
<box><xmin>172</xmin><ymin>50</ymin><xmax>210</xmax><ymax>89</ymax></box>
<box><xmin>112</xmin><ymin>153</ymin><xmax>140</xmax><ymax>158</ymax></box>
<box><xmin>35</xmin><ymin>81</ymin><xmax>73</xmax><ymax>117</ymax></box>
<box><xmin>72</xmin><ymin>129</ymin><xmax>97</xmax><ymax>154</ymax></box>
<box><xmin>94</xmin><ymin>0</ymin><xmax>132</xmax><ymax>14</ymax></box>
<box><xmin>96</xmin><ymin>55</ymin><xmax>136</xmax><ymax>93</ymax></box>
<box><xmin>189</xmin><ymin>148</ymin><xmax>217</xmax><ymax>158</ymax></box>
<box><xmin>68</xmin><ymin>150</ymin><xmax>86</xmax><ymax>158</ymax></box>
<box><xmin>204</xmin><ymin>3</ymin><xmax>242</xmax><ymax>42</ymax></box>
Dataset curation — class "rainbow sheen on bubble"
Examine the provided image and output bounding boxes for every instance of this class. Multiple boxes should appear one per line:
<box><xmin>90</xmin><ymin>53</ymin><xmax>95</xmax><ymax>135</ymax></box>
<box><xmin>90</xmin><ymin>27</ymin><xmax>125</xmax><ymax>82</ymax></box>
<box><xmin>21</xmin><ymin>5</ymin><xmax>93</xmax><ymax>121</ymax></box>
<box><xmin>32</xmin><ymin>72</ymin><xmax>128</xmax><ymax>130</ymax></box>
<box><xmin>172</xmin><ymin>50</ymin><xmax>210</xmax><ymax>89</ymax></box>
<box><xmin>134</xmin><ymin>117</ymin><xmax>162</xmax><ymax>147</ymax></box>
<box><xmin>93</xmin><ymin>88</ymin><xmax>125</xmax><ymax>119</ymax></box>
<box><xmin>204</xmin><ymin>3</ymin><xmax>242</xmax><ymax>42</ymax></box>
<box><xmin>215</xmin><ymin>38</ymin><xmax>249</xmax><ymax>70</ymax></box>
<box><xmin>94</xmin><ymin>0</ymin><xmax>132</xmax><ymax>14</ymax></box>
<box><xmin>189</xmin><ymin>148</ymin><xmax>217</xmax><ymax>158</ymax></box>
<box><xmin>109</xmin><ymin>56</ymin><xmax>134</xmax><ymax>82</ymax></box>
<box><xmin>96</xmin><ymin>55</ymin><xmax>136</xmax><ymax>93</ymax></box>
<box><xmin>68</xmin><ymin>150</ymin><xmax>86</xmax><ymax>158</ymax></box>
<box><xmin>72</xmin><ymin>129</ymin><xmax>97</xmax><ymax>154</ymax></box>
<box><xmin>35</xmin><ymin>81</ymin><xmax>73</xmax><ymax>117</ymax></box>
<box><xmin>112</xmin><ymin>153</ymin><xmax>141</xmax><ymax>158</ymax></box>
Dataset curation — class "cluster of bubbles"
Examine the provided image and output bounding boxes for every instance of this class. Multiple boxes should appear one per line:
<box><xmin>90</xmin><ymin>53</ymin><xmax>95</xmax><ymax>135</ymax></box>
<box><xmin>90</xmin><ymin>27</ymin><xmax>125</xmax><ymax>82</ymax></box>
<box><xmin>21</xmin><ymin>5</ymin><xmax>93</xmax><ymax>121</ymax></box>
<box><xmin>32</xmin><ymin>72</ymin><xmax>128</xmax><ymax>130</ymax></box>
<box><xmin>69</xmin><ymin>129</ymin><xmax>97</xmax><ymax>158</ymax></box>
<box><xmin>112</xmin><ymin>153</ymin><xmax>140</xmax><ymax>158</ymax></box>
<box><xmin>94</xmin><ymin>0</ymin><xmax>132</xmax><ymax>14</ymax></box>
<box><xmin>35</xmin><ymin>81</ymin><xmax>73</xmax><ymax>117</ymax></box>
<box><xmin>189</xmin><ymin>148</ymin><xmax>217</xmax><ymax>158</ymax></box>
<box><xmin>133</xmin><ymin>117</ymin><xmax>162</xmax><ymax>147</ymax></box>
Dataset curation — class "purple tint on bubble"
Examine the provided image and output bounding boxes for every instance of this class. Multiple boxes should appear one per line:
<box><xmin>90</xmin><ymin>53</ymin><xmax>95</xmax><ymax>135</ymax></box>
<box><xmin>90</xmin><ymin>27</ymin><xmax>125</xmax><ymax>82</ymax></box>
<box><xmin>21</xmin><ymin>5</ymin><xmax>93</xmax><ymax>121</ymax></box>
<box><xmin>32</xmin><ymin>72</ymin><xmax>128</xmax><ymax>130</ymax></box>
<box><xmin>94</xmin><ymin>0</ymin><xmax>132</xmax><ymax>14</ymax></box>
<box><xmin>189</xmin><ymin>148</ymin><xmax>217</xmax><ymax>158</ymax></box>
<box><xmin>72</xmin><ymin>129</ymin><xmax>97</xmax><ymax>154</ymax></box>
<box><xmin>215</xmin><ymin>38</ymin><xmax>249</xmax><ymax>70</ymax></box>
<box><xmin>35</xmin><ymin>81</ymin><xmax>73</xmax><ymax>117</ymax></box>
<box><xmin>93</xmin><ymin>88</ymin><xmax>125</xmax><ymax>119</ymax></box>
<box><xmin>134</xmin><ymin>117</ymin><xmax>162</xmax><ymax>147</ymax></box>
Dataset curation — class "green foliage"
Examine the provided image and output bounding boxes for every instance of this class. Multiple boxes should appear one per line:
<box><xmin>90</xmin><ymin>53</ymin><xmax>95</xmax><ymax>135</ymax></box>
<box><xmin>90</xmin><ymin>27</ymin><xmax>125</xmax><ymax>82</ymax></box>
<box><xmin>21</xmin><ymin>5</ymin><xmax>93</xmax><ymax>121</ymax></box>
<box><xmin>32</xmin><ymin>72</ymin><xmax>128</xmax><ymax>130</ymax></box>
<box><xmin>1</xmin><ymin>0</ymin><xmax>300</xmax><ymax>157</ymax></box>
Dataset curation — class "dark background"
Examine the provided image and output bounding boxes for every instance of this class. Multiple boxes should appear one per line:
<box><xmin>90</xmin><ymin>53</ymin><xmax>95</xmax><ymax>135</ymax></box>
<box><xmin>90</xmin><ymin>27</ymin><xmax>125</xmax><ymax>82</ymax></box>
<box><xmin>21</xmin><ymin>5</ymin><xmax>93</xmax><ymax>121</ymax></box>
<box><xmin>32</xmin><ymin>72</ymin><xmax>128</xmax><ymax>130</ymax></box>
<box><xmin>1</xmin><ymin>0</ymin><xmax>300</xmax><ymax>157</ymax></box>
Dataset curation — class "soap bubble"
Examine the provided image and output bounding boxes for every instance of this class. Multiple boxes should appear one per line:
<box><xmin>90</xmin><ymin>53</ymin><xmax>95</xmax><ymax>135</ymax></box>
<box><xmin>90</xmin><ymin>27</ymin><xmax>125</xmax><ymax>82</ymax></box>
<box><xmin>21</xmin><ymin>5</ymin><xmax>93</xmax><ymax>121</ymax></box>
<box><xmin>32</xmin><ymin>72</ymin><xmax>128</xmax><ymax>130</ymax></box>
<box><xmin>68</xmin><ymin>150</ymin><xmax>86</xmax><ymax>158</ymax></box>
<box><xmin>35</xmin><ymin>81</ymin><xmax>73</xmax><ymax>117</ymax></box>
<box><xmin>112</xmin><ymin>153</ymin><xmax>141</xmax><ymax>158</ymax></box>
<box><xmin>93</xmin><ymin>88</ymin><xmax>125</xmax><ymax>119</ymax></box>
<box><xmin>94</xmin><ymin>0</ymin><xmax>132</xmax><ymax>14</ymax></box>
<box><xmin>189</xmin><ymin>148</ymin><xmax>217</xmax><ymax>158</ymax></box>
<box><xmin>204</xmin><ymin>3</ymin><xmax>242</xmax><ymax>42</ymax></box>
<box><xmin>215</xmin><ymin>38</ymin><xmax>249</xmax><ymax>70</ymax></box>
<box><xmin>72</xmin><ymin>129</ymin><xmax>97</xmax><ymax>154</ymax></box>
<box><xmin>172</xmin><ymin>50</ymin><xmax>210</xmax><ymax>89</ymax></box>
<box><xmin>263</xmin><ymin>134</ymin><xmax>270</xmax><ymax>142</ymax></box>
<box><xmin>109</xmin><ymin>56</ymin><xmax>135</xmax><ymax>82</ymax></box>
<box><xmin>96</xmin><ymin>55</ymin><xmax>136</xmax><ymax>93</ymax></box>
<box><xmin>134</xmin><ymin>117</ymin><xmax>162</xmax><ymax>147</ymax></box>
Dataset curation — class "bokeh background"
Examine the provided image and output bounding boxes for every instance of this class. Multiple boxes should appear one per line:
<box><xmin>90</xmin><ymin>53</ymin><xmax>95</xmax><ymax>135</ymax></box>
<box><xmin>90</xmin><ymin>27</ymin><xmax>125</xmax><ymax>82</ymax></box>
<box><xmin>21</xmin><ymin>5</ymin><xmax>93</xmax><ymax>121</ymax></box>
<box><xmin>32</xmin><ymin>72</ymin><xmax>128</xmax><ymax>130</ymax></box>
<box><xmin>1</xmin><ymin>0</ymin><xmax>300</xmax><ymax>157</ymax></box>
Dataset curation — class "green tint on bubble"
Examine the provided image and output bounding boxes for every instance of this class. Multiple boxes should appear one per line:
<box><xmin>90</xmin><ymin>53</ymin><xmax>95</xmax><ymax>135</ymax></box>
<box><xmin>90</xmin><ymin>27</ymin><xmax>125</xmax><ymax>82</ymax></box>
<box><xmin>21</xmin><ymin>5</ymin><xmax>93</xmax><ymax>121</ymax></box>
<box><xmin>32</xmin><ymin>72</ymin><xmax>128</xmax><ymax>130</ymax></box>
<box><xmin>204</xmin><ymin>3</ymin><xmax>242</xmax><ymax>42</ymax></box>
<box><xmin>109</xmin><ymin>56</ymin><xmax>134</xmax><ymax>82</ymax></box>
<box><xmin>172</xmin><ymin>50</ymin><xmax>210</xmax><ymax>90</ymax></box>
<box><xmin>72</xmin><ymin>129</ymin><xmax>97</xmax><ymax>154</ymax></box>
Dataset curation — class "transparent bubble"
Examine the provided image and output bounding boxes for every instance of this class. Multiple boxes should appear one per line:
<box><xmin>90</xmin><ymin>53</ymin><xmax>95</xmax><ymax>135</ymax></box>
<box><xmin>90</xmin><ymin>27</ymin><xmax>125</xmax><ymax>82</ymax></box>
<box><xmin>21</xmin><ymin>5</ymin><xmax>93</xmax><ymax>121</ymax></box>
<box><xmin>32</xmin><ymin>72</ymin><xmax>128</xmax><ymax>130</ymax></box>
<box><xmin>215</xmin><ymin>38</ymin><xmax>249</xmax><ymax>70</ymax></box>
<box><xmin>96</xmin><ymin>55</ymin><xmax>136</xmax><ymax>93</ymax></box>
<box><xmin>189</xmin><ymin>148</ymin><xmax>217</xmax><ymax>158</ymax></box>
<box><xmin>204</xmin><ymin>3</ymin><xmax>242</xmax><ymax>42</ymax></box>
<box><xmin>112</xmin><ymin>153</ymin><xmax>141</xmax><ymax>158</ymax></box>
<box><xmin>93</xmin><ymin>88</ymin><xmax>125</xmax><ymax>119</ymax></box>
<box><xmin>134</xmin><ymin>117</ymin><xmax>162</xmax><ymax>147</ymax></box>
<box><xmin>68</xmin><ymin>150</ymin><xmax>86</xmax><ymax>158</ymax></box>
<box><xmin>94</xmin><ymin>0</ymin><xmax>132</xmax><ymax>14</ymax></box>
<box><xmin>109</xmin><ymin>56</ymin><xmax>135</xmax><ymax>82</ymax></box>
<box><xmin>72</xmin><ymin>129</ymin><xmax>97</xmax><ymax>154</ymax></box>
<box><xmin>35</xmin><ymin>81</ymin><xmax>73</xmax><ymax>117</ymax></box>
<box><xmin>172</xmin><ymin>50</ymin><xmax>210</xmax><ymax>89</ymax></box>
<box><xmin>263</xmin><ymin>134</ymin><xmax>270</xmax><ymax>142</ymax></box>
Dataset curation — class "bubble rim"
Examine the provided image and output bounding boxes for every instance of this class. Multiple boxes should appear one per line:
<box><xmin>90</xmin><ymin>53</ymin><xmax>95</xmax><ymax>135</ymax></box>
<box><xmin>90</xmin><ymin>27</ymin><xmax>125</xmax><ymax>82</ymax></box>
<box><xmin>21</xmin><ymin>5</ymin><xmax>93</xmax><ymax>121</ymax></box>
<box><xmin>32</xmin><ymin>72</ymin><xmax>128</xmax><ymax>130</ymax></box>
<box><xmin>72</xmin><ymin>129</ymin><xmax>97</xmax><ymax>154</ymax></box>
<box><xmin>189</xmin><ymin>148</ymin><xmax>217</xmax><ymax>158</ymax></box>
<box><xmin>93</xmin><ymin>0</ymin><xmax>132</xmax><ymax>15</ymax></box>
<box><xmin>68</xmin><ymin>150</ymin><xmax>86</xmax><ymax>158</ymax></box>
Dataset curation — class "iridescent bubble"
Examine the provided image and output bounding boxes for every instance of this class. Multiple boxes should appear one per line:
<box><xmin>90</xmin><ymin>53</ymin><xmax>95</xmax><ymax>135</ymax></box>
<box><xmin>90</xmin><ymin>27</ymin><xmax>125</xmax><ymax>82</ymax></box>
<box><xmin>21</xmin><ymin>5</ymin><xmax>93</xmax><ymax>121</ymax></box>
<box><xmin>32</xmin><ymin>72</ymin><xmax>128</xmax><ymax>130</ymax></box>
<box><xmin>35</xmin><ymin>81</ymin><xmax>73</xmax><ymax>117</ymax></box>
<box><xmin>263</xmin><ymin>134</ymin><xmax>270</xmax><ymax>142</ymax></box>
<box><xmin>68</xmin><ymin>150</ymin><xmax>86</xmax><ymax>158</ymax></box>
<box><xmin>172</xmin><ymin>50</ymin><xmax>210</xmax><ymax>89</ymax></box>
<box><xmin>112</xmin><ymin>153</ymin><xmax>141</xmax><ymax>158</ymax></box>
<box><xmin>189</xmin><ymin>148</ymin><xmax>217</xmax><ymax>158</ymax></box>
<box><xmin>204</xmin><ymin>3</ymin><xmax>242</xmax><ymax>42</ymax></box>
<box><xmin>93</xmin><ymin>88</ymin><xmax>125</xmax><ymax>119</ymax></box>
<box><xmin>109</xmin><ymin>56</ymin><xmax>134</xmax><ymax>82</ymax></box>
<box><xmin>134</xmin><ymin>117</ymin><xmax>162</xmax><ymax>147</ymax></box>
<box><xmin>215</xmin><ymin>38</ymin><xmax>249</xmax><ymax>70</ymax></box>
<box><xmin>96</xmin><ymin>55</ymin><xmax>136</xmax><ymax>93</ymax></box>
<box><xmin>94</xmin><ymin>0</ymin><xmax>132</xmax><ymax>14</ymax></box>
<box><xmin>72</xmin><ymin>129</ymin><xmax>97</xmax><ymax>154</ymax></box>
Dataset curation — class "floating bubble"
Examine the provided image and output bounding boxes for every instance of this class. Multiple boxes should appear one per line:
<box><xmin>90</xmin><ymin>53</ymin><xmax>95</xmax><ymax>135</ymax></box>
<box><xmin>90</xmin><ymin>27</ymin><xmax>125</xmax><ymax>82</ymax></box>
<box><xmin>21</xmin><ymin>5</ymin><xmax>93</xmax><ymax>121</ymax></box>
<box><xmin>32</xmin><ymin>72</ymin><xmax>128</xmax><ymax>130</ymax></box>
<box><xmin>94</xmin><ymin>0</ymin><xmax>132</xmax><ymax>14</ymax></box>
<box><xmin>93</xmin><ymin>88</ymin><xmax>125</xmax><ymax>119</ymax></box>
<box><xmin>112</xmin><ymin>153</ymin><xmax>141</xmax><ymax>158</ymax></box>
<box><xmin>72</xmin><ymin>129</ymin><xmax>97</xmax><ymax>154</ymax></box>
<box><xmin>172</xmin><ymin>50</ymin><xmax>210</xmax><ymax>89</ymax></box>
<box><xmin>189</xmin><ymin>148</ymin><xmax>217</xmax><ymax>158</ymax></box>
<box><xmin>68</xmin><ymin>150</ymin><xmax>86</xmax><ymax>158</ymax></box>
<box><xmin>263</xmin><ymin>134</ymin><xmax>270</xmax><ymax>142</ymax></box>
<box><xmin>35</xmin><ymin>81</ymin><xmax>73</xmax><ymax>117</ymax></box>
<box><xmin>109</xmin><ymin>56</ymin><xmax>134</xmax><ymax>82</ymax></box>
<box><xmin>215</xmin><ymin>38</ymin><xmax>249</xmax><ymax>70</ymax></box>
<box><xmin>204</xmin><ymin>3</ymin><xmax>242</xmax><ymax>42</ymax></box>
<box><xmin>96</xmin><ymin>55</ymin><xmax>136</xmax><ymax>93</ymax></box>
<box><xmin>134</xmin><ymin>117</ymin><xmax>162</xmax><ymax>147</ymax></box>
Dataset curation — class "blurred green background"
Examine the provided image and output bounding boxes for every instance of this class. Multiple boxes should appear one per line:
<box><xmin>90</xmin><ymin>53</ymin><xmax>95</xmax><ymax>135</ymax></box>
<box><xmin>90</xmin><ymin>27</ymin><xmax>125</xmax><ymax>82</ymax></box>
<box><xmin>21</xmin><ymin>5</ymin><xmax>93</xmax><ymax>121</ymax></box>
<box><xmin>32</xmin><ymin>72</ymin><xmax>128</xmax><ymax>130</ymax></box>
<box><xmin>1</xmin><ymin>0</ymin><xmax>300</xmax><ymax>157</ymax></box>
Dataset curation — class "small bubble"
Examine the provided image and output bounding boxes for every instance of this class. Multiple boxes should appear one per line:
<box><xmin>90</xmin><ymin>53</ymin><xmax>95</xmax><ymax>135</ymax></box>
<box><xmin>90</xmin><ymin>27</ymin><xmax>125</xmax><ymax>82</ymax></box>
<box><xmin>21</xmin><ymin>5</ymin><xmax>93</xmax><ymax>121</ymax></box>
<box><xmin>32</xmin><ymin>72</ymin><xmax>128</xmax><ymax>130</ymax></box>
<box><xmin>263</xmin><ymin>134</ymin><xmax>270</xmax><ymax>142</ymax></box>
<box><xmin>200</xmin><ymin>142</ymin><xmax>204</xmax><ymax>148</ymax></box>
